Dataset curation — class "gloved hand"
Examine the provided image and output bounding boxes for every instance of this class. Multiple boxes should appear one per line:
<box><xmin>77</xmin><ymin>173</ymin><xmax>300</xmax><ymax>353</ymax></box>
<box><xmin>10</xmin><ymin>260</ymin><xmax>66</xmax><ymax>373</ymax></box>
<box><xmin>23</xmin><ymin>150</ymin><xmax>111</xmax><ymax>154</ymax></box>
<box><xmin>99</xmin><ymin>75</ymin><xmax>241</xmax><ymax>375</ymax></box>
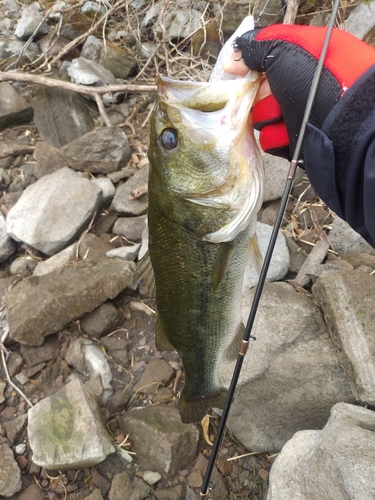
<box><xmin>233</xmin><ymin>25</ymin><xmax>375</xmax><ymax>159</ymax></box>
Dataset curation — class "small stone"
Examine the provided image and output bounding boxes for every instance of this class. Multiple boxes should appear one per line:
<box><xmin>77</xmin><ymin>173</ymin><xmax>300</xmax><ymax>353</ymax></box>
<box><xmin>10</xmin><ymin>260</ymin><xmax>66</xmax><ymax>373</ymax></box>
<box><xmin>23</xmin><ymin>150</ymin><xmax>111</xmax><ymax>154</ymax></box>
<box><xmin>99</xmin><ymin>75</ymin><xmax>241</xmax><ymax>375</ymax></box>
<box><xmin>91</xmin><ymin>469</ymin><xmax>111</xmax><ymax>497</ymax></box>
<box><xmin>185</xmin><ymin>486</ymin><xmax>197</xmax><ymax>500</ymax></box>
<box><xmin>0</xmin><ymin>443</ymin><xmax>22</xmax><ymax>496</ymax></box>
<box><xmin>82</xmin><ymin>1</ymin><xmax>106</xmax><ymax>15</ymax></box>
<box><xmin>108</xmin><ymin>389</ymin><xmax>130</xmax><ymax>414</ymax></box>
<box><xmin>84</xmin><ymin>489</ymin><xmax>104</xmax><ymax>500</ymax></box>
<box><xmin>33</xmin><ymin>243</ymin><xmax>78</xmax><ymax>277</ymax></box>
<box><xmin>1</xmin><ymin>351</ymin><xmax>19</xmax><ymax>379</ymax></box>
<box><xmin>110</xmin><ymin>166</ymin><xmax>149</xmax><ymax>216</ymax></box>
<box><xmin>15</xmin><ymin>372</ymin><xmax>29</xmax><ymax>385</ymax></box>
<box><xmin>78</xmin><ymin>233</ymin><xmax>113</xmax><ymax>259</ymax></box>
<box><xmin>294</xmin><ymin>240</ymin><xmax>329</xmax><ymax>288</ymax></box>
<box><xmin>19</xmin><ymin>484</ymin><xmax>52</xmax><ymax>499</ymax></box>
<box><xmin>129</xmin><ymin>478</ymin><xmax>151</xmax><ymax>500</ymax></box>
<box><xmin>0</xmin><ymin>83</ymin><xmax>33</xmax><ymax>132</ymax></box>
<box><xmin>154</xmin><ymin>485</ymin><xmax>186</xmax><ymax>500</ymax></box>
<box><xmin>120</xmin><ymin>406</ymin><xmax>199</xmax><ymax>477</ymax></box>
<box><xmin>15</xmin><ymin>2</ymin><xmax>48</xmax><ymax>40</ymax></box>
<box><xmin>2</xmin><ymin>414</ymin><xmax>28</xmax><ymax>443</ymax></box>
<box><xmin>14</xmin><ymin>443</ymin><xmax>26</xmax><ymax>454</ymax></box>
<box><xmin>21</xmin><ymin>336</ymin><xmax>60</xmax><ymax>367</ymax></box>
<box><xmin>0</xmin><ymin>212</ymin><xmax>16</xmax><ymax>262</ymax></box>
<box><xmin>133</xmin><ymin>358</ymin><xmax>174</xmax><ymax>394</ymax></box>
<box><xmin>92</xmin><ymin>177</ymin><xmax>115</xmax><ymax>206</ymax></box>
<box><xmin>31</xmin><ymin>86</ymin><xmax>95</xmax><ymax>148</ymax></box>
<box><xmin>62</xmin><ymin>128</ymin><xmax>131</xmax><ymax>174</ymax></box>
<box><xmin>143</xmin><ymin>470</ymin><xmax>161</xmax><ymax>485</ymax></box>
<box><xmin>113</xmin><ymin>216</ymin><xmax>147</xmax><ymax>242</ymax></box>
<box><xmin>34</xmin><ymin>142</ymin><xmax>66</xmax><ymax>179</ymax></box>
<box><xmin>81</xmin><ymin>301</ymin><xmax>122</xmax><ymax>338</ymax></box>
<box><xmin>108</xmin><ymin>470</ymin><xmax>132</xmax><ymax>500</ymax></box>
<box><xmin>106</xmin><ymin>243</ymin><xmax>141</xmax><ymax>261</ymax></box>
<box><xmin>188</xmin><ymin>470</ymin><xmax>202</xmax><ymax>488</ymax></box>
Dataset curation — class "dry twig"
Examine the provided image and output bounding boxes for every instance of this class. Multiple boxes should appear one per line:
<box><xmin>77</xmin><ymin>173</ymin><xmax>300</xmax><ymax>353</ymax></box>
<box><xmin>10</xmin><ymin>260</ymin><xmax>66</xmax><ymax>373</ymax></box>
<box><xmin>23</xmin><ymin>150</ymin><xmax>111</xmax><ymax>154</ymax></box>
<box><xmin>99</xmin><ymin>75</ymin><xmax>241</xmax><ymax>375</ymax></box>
<box><xmin>0</xmin><ymin>305</ymin><xmax>34</xmax><ymax>408</ymax></box>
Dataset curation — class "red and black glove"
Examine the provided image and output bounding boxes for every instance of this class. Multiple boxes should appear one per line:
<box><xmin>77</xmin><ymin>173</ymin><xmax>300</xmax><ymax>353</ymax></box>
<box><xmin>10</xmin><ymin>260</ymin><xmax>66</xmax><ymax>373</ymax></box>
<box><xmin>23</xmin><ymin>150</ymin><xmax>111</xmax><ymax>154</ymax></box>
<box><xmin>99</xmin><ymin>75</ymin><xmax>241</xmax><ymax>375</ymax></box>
<box><xmin>235</xmin><ymin>25</ymin><xmax>375</xmax><ymax>159</ymax></box>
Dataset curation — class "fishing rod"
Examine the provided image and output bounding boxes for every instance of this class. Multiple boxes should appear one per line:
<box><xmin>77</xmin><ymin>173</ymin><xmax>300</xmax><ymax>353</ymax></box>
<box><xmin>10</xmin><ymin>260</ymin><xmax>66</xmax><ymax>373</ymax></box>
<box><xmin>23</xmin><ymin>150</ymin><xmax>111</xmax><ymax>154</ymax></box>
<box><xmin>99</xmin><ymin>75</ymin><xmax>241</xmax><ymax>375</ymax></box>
<box><xmin>200</xmin><ymin>0</ymin><xmax>341</xmax><ymax>496</ymax></box>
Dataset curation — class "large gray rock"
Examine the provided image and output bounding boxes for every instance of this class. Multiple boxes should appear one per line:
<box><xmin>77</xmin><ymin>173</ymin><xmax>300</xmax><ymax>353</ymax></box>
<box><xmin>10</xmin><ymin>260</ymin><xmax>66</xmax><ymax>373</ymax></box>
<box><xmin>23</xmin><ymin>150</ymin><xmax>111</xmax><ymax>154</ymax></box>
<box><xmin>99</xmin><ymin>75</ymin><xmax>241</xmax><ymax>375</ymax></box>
<box><xmin>268</xmin><ymin>403</ymin><xmax>375</xmax><ymax>500</ymax></box>
<box><xmin>28</xmin><ymin>378</ymin><xmax>114</xmax><ymax>470</ymax></box>
<box><xmin>0</xmin><ymin>212</ymin><xmax>15</xmax><ymax>263</ymax></box>
<box><xmin>120</xmin><ymin>406</ymin><xmax>199</xmax><ymax>477</ymax></box>
<box><xmin>0</xmin><ymin>443</ymin><xmax>22</xmax><ymax>497</ymax></box>
<box><xmin>242</xmin><ymin>222</ymin><xmax>290</xmax><ymax>290</ymax></box>
<box><xmin>219</xmin><ymin>281</ymin><xmax>354</xmax><ymax>452</ymax></box>
<box><xmin>262</xmin><ymin>150</ymin><xmax>290</xmax><ymax>202</ymax></box>
<box><xmin>31</xmin><ymin>86</ymin><xmax>96</xmax><ymax>148</ymax></box>
<box><xmin>312</xmin><ymin>270</ymin><xmax>375</xmax><ymax>405</ymax></box>
<box><xmin>6</xmin><ymin>257</ymin><xmax>136</xmax><ymax>345</ymax></box>
<box><xmin>0</xmin><ymin>82</ymin><xmax>33</xmax><ymax>131</ymax></box>
<box><xmin>6</xmin><ymin>167</ymin><xmax>103</xmax><ymax>256</ymax></box>
<box><xmin>14</xmin><ymin>2</ymin><xmax>48</xmax><ymax>40</ymax></box>
<box><xmin>110</xmin><ymin>166</ymin><xmax>149</xmax><ymax>216</ymax></box>
<box><xmin>62</xmin><ymin>128</ymin><xmax>132</xmax><ymax>174</ymax></box>
<box><xmin>329</xmin><ymin>216</ymin><xmax>375</xmax><ymax>255</ymax></box>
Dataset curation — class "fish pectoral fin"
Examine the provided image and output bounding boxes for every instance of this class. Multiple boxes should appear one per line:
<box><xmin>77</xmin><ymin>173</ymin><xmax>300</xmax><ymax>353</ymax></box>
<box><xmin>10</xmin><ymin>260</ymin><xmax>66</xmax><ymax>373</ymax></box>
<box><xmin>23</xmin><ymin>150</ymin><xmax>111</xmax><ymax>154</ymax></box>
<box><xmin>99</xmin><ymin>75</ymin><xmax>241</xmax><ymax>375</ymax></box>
<box><xmin>178</xmin><ymin>388</ymin><xmax>228</xmax><ymax>423</ymax></box>
<box><xmin>155</xmin><ymin>317</ymin><xmax>176</xmax><ymax>352</ymax></box>
<box><xmin>136</xmin><ymin>251</ymin><xmax>156</xmax><ymax>297</ymax></box>
<box><xmin>211</xmin><ymin>241</ymin><xmax>237</xmax><ymax>292</ymax></box>
<box><xmin>247</xmin><ymin>233</ymin><xmax>263</xmax><ymax>275</ymax></box>
<box><xmin>222</xmin><ymin>322</ymin><xmax>245</xmax><ymax>362</ymax></box>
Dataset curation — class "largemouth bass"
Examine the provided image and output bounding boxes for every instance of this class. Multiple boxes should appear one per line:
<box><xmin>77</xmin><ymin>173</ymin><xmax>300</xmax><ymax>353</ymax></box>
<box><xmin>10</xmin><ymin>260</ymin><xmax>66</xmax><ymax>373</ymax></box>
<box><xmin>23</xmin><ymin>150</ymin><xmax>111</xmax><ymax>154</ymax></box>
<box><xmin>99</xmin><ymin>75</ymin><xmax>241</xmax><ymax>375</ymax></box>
<box><xmin>140</xmin><ymin>72</ymin><xmax>264</xmax><ymax>423</ymax></box>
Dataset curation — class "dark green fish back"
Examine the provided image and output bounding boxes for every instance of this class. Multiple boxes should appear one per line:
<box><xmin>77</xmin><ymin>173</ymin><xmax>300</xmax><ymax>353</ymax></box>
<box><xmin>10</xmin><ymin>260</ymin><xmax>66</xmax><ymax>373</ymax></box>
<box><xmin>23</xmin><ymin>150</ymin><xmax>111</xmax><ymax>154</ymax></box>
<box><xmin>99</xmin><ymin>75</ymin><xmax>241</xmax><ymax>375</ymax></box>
<box><xmin>148</xmin><ymin>188</ymin><xmax>254</xmax><ymax>423</ymax></box>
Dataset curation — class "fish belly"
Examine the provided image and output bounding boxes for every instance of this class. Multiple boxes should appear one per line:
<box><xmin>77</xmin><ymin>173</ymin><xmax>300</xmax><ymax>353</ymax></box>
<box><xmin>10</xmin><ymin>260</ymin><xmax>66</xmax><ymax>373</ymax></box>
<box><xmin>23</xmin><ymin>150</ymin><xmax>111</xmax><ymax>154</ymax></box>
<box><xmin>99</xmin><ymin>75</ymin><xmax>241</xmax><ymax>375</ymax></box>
<box><xmin>148</xmin><ymin>192</ymin><xmax>254</xmax><ymax>423</ymax></box>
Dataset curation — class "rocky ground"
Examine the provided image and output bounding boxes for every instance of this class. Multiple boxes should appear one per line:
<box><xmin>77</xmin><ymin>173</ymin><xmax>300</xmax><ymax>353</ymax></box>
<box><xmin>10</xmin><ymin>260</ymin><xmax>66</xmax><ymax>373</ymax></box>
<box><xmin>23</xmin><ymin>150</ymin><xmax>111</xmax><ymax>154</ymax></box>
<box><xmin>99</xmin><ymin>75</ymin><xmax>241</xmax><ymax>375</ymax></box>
<box><xmin>1</xmin><ymin>0</ymin><xmax>375</xmax><ymax>499</ymax></box>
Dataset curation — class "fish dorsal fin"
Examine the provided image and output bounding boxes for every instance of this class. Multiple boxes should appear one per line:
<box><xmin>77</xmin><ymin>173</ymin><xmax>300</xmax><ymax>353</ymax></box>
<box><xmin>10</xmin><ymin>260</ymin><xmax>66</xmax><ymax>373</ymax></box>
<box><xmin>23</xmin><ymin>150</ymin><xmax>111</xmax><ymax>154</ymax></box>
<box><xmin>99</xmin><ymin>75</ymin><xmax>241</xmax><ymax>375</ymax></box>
<box><xmin>211</xmin><ymin>240</ymin><xmax>237</xmax><ymax>293</ymax></box>
<box><xmin>222</xmin><ymin>322</ymin><xmax>245</xmax><ymax>362</ymax></box>
<box><xmin>155</xmin><ymin>316</ymin><xmax>175</xmax><ymax>352</ymax></box>
<box><xmin>136</xmin><ymin>251</ymin><xmax>156</xmax><ymax>297</ymax></box>
<box><xmin>247</xmin><ymin>233</ymin><xmax>263</xmax><ymax>275</ymax></box>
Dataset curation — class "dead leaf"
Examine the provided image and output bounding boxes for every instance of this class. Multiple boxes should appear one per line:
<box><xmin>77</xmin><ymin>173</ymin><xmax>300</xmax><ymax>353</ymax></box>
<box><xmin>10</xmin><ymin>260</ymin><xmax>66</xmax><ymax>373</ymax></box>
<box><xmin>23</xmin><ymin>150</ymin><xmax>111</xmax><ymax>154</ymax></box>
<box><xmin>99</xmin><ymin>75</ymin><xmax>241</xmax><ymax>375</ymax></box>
<box><xmin>114</xmin><ymin>432</ymin><xmax>125</xmax><ymax>444</ymax></box>
<box><xmin>201</xmin><ymin>415</ymin><xmax>213</xmax><ymax>446</ymax></box>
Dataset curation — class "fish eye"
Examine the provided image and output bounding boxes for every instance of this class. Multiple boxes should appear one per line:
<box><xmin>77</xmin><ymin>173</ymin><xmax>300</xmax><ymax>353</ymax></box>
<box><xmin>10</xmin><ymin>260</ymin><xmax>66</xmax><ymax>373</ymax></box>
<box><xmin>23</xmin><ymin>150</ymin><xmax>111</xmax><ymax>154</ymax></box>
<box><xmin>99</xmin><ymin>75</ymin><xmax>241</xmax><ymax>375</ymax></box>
<box><xmin>161</xmin><ymin>128</ymin><xmax>178</xmax><ymax>150</ymax></box>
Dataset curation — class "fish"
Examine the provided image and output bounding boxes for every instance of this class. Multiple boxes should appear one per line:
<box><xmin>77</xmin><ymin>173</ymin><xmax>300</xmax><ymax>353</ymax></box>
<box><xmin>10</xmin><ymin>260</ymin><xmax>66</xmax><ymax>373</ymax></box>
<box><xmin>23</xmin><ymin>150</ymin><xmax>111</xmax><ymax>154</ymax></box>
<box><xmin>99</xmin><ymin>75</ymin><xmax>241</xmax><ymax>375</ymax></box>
<box><xmin>139</xmin><ymin>72</ymin><xmax>264</xmax><ymax>423</ymax></box>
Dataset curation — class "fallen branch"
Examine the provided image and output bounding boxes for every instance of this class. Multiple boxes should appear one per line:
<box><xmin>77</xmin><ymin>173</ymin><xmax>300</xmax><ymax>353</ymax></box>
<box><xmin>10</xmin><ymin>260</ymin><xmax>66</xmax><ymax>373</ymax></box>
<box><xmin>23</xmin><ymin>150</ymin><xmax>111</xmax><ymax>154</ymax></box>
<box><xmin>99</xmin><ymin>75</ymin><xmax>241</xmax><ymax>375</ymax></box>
<box><xmin>0</xmin><ymin>70</ymin><xmax>156</xmax><ymax>127</ymax></box>
<box><xmin>0</xmin><ymin>70</ymin><xmax>156</xmax><ymax>95</ymax></box>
